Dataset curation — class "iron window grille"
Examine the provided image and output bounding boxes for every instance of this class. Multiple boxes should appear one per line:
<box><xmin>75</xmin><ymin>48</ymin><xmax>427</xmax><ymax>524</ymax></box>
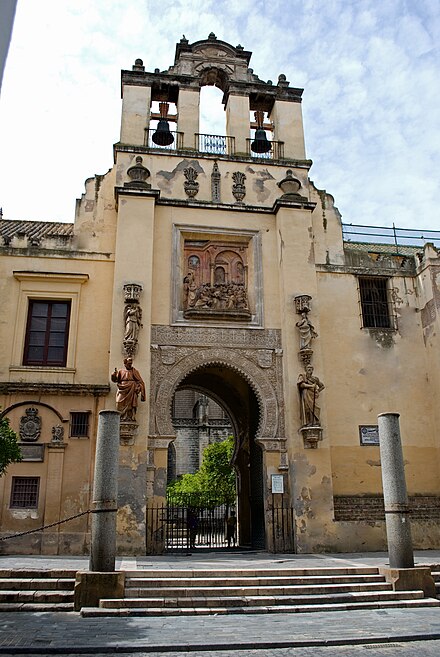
<box><xmin>23</xmin><ymin>300</ymin><xmax>71</xmax><ymax>366</ymax></box>
<box><xmin>358</xmin><ymin>277</ymin><xmax>396</xmax><ymax>329</ymax></box>
<box><xmin>70</xmin><ymin>412</ymin><xmax>90</xmax><ymax>438</ymax></box>
<box><xmin>10</xmin><ymin>477</ymin><xmax>40</xmax><ymax>508</ymax></box>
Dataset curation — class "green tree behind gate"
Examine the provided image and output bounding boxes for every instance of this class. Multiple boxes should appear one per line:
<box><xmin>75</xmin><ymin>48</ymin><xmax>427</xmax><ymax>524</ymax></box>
<box><xmin>167</xmin><ymin>435</ymin><xmax>235</xmax><ymax>508</ymax></box>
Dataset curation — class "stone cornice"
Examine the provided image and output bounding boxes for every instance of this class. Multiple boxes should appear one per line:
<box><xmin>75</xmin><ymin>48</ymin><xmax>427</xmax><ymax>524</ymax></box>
<box><xmin>113</xmin><ymin>142</ymin><xmax>313</xmax><ymax>170</ymax></box>
<box><xmin>0</xmin><ymin>382</ymin><xmax>110</xmax><ymax>396</ymax></box>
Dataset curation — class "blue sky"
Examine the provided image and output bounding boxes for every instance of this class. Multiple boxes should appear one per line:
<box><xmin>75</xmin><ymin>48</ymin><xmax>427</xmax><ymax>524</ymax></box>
<box><xmin>0</xmin><ymin>0</ymin><xmax>439</xmax><ymax>230</ymax></box>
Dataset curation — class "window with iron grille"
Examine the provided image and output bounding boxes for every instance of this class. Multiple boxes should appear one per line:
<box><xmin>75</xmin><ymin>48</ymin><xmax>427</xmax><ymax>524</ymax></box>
<box><xmin>70</xmin><ymin>412</ymin><xmax>90</xmax><ymax>438</ymax></box>
<box><xmin>23</xmin><ymin>300</ymin><xmax>71</xmax><ymax>366</ymax></box>
<box><xmin>358</xmin><ymin>277</ymin><xmax>394</xmax><ymax>329</ymax></box>
<box><xmin>10</xmin><ymin>477</ymin><xmax>40</xmax><ymax>508</ymax></box>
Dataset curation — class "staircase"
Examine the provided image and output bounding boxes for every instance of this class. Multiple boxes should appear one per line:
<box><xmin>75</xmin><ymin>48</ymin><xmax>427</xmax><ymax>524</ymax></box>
<box><xmin>0</xmin><ymin>569</ymin><xmax>76</xmax><ymax>612</ymax></box>
<box><xmin>81</xmin><ymin>566</ymin><xmax>440</xmax><ymax>617</ymax></box>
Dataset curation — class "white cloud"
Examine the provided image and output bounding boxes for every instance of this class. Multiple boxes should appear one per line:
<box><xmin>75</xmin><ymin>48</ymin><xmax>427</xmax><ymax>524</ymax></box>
<box><xmin>0</xmin><ymin>0</ymin><xmax>439</xmax><ymax>231</ymax></box>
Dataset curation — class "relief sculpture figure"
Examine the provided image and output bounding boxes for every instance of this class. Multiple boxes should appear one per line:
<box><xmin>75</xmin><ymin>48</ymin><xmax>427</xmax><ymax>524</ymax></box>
<box><xmin>124</xmin><ymin>304</ymin><xmax>142</xmax><ymax>342</ymax></box>
<box><xmin>111</xmin><ymin>357</ymin><xmax>146</xmax><ymax>422</ymax></box>
<box><xmin>297</xmin><ymin>365</ymin><xmax>325</xmax><ymax>426</ymax></box>
<box><xmin>296</xmin><ymin>312</ymin><xmax>318</xmax><ymax>350</ymax></box>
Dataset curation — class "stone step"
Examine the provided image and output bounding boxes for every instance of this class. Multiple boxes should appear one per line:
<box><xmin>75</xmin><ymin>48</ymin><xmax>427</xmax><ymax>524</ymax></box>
<box><xmin>125</xmin><ymin>574</ymin><xmax>386</xmax><ymax>588</ymax></box>
<box><xmin>125</xmin><ymin>581</ymin><xmax>393</xmax><ymax>598</ymax></box>
<box><xmin>82</xmin><ymin>596</ymin><xmax>440</xmax><ymax>617</ymax></box>
<box><xmin>125</xmin><ymin>566</ymin><xmax>380</xmax><ymax>579</ymax></box>
<box><xmin>0</xmin><ymin>569</ymin><xmax>77</xmax><ymax>579</ymax></box>
<box><xmin>0</xmin><ymin>602</ymin><xmax>74</xmax><ymax>612</ymax></box>
<box><xmin>0</xmin><ymin>577</ymin><xmax>75</xmax><ymax>591</ymax></box>
<box><xmin>0</xmin><ymin>590</ymin><xmax>74</xmax><ymax>604</ymax></box>
<box><xmin>99</xmin><ymin>589</ymin><xmax>426</xmax><ymax>609</ymax></box>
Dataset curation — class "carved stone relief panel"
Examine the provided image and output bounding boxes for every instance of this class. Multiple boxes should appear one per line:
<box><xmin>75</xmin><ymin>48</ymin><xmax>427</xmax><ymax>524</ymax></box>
<box><xmin>172</xmin><ymin>225</ymin><xmax>263</xmax><ymax>327</ymax></box>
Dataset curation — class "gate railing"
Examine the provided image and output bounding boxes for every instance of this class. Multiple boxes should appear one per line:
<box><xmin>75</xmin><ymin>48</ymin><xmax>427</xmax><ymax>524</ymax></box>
<box><xmin>269</xmin><ymin>502</ymin><xmax>295</xmax><ymax>553</ymax></box>
<box><xmin>146</xmin><ymin>501</ymin><xmax>231</xmax><ymax>554</ymax></box>
<box><xmin>146</xmin><ymin>500</ymin><xmax>296</xmax><ymax>554</ymax></box>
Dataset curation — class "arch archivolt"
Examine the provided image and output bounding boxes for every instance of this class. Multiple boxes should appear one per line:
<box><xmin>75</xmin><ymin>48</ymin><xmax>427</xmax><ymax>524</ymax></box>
<box><xmin>150</xmin><ymin>343</ymin><xmax>284</xmax><ymax>446</ymax></box>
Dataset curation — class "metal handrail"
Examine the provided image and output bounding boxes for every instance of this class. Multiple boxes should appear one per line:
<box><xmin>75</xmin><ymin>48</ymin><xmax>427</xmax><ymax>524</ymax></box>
<box><xmin>144</xmin><ymin>128</ymin><xmax>183</xmax><ymax>150</ymax></box>
<box><xmin>342</xmin><ymin>222</ymin><xmax>440</xmax><ymax>248</ymax></box>
<box><xmin>195</xmin><ymin>133</ymin><xmax>235</xmax><ymax>156</ymax></box>
<box><xmin>246</xmin><ymin>138</ymin><xmax>284</xmax><ymax>160</ymax></box>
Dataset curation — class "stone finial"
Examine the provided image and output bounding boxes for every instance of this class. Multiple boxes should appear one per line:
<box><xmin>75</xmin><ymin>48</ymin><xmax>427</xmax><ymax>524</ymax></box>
<box><xmin>132</xmin><ymin>59</ymin><xmax>145</xmax><ymax>71</ymax></box>
<box><xmin>277</xmin><ymin>73</ymin><xmax>289</xmax><ymax>87</ymax></box>
<box><xmin>208</xmin><ymin>32</ymin><xmax>217</xmax><ymax>40</ymax></box>
<box><xmin>125</xmin><ymin>156</ymin><xmax>151</xmax><ymax>189</ymax></box>
<box><xmin>278</xmin><ymin>170</ymin><xmax>302</xmax><ymax>196</ymax></box>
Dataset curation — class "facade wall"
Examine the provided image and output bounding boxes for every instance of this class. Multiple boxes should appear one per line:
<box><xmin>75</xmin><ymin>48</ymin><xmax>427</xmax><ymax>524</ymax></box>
<box><xmin>1</xmin><ymin>36</ymin><xmax>439</xmax><ymax>555</ymax></box>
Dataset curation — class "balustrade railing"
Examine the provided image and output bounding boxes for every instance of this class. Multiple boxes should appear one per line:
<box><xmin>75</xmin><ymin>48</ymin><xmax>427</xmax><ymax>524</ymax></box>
<box><xmin>196</xmin><ymin>133</ymin><xmax>235</xmax><ymax>156</ymax></box>
<box><xmin>246</xmin><ymin>139</ymin><xmax>285</xmax><ymax>160</ymax></box>
<box><xmin>144</xmin><ymin>128</ymin><xmax>183</xmax><ymax>150</ymax></box>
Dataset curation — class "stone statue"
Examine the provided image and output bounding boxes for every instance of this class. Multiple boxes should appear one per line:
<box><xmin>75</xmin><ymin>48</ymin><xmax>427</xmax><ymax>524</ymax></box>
<box><xmin>296</xmin><ymin>312</ymin><xmax>318</xmax><ymax>350</ymax></box>
<box><xmin>124</xmin><ymin>304</ymin><xmax>142</xmax><ymax>342</ymax></box>
<box><xmin>297</xmin><ymin>365</ymin><xmax>325</xmax><ymax>426</ymax></box>
<box><xmin>183</xmin><ymin>271</ymin><xmax>197</xmax><ymax>308</ymax></box>
<box><xmin>111</xmin><ymin>357</ymin><xmax>146</xmax><ymax>422</ymax></box>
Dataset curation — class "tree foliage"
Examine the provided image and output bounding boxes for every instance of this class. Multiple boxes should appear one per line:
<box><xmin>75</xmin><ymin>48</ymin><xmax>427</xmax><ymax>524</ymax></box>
<box><xmin>0</xmin><ymin>413</ymin><xmax>22</xmax><ymax>477</ymax></box>
<box><xmin>167</xmin><ymin>435</ymin><xmax>236</xmax><ymax>507</ymax></box>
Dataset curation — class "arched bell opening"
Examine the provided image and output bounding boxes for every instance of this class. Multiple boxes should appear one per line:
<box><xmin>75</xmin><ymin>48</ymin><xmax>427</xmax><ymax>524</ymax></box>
<box><xmin>172</xmin><ymin>363</ymin><xmax>265</xmax><ymax>549</ymax></box>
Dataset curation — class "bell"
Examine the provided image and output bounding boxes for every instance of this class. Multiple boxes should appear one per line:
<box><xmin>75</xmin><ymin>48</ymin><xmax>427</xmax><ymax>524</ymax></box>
<box><xmin>152</xmin><ymin>101</ymin><xmax>174</xmax><ymax>146</ymax></box>
<box><xmin>250</xmin><ymin>110</ymin><xmax>271</xmax><ymax>154</ymax></box>
<box><xmin>152</xmin><ymin>119</ymin><xmax>174</xmax><ymax>146</ymax></box>
<box><xmin>251</xmin><ymin>128</ymin><xmax>271</xmax><ymax>154</ymax></box>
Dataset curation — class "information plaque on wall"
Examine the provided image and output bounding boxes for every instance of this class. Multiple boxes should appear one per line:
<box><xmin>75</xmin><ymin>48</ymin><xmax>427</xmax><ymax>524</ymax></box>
<box><xmin>19</xmin><ymin>443</ymin><xmax>45</xmax><ymax>462</ymax></box>
<box><xmin>359</xmin><ymin>425</ymin><xmax>380</xmax><ymax>446</ymax></box>
<box><xmin>271</xmin><ymin>474</ymin><xmax>284</xmax><ymax>494</ymax></box>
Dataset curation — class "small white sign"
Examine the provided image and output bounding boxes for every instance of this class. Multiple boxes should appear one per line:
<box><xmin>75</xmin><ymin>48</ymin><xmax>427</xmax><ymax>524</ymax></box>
<box><xmin>271</xmin><ymin>474</ymin><xmax>284</xmax><ymax>494</ymax></box>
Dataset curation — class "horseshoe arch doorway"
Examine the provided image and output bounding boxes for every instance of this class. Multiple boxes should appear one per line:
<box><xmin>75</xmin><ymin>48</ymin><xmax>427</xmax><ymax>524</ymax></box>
<box><xmin>170</xmin><ymin>363</ymin><xmax>265</xmax><ymax>549</ymax></box>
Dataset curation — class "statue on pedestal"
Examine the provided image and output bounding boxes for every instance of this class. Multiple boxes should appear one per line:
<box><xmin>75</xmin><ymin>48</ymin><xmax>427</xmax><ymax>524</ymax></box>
<box><xmin>111</xmin><ymin>357</ymin><xmax>146</xmax><ymax>422</ymax></box>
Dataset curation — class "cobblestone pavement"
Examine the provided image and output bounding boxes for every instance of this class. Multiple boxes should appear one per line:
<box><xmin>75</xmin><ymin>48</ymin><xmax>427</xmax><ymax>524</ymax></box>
<box><xmin>1</xmin><ymin>607</ymin><xmax>440</xmax><ymax>655</ymax></box>
<box><xmin>4</xmin><ymin>642</ymin><xmax>440</xmax><ymax>657</ymax></box>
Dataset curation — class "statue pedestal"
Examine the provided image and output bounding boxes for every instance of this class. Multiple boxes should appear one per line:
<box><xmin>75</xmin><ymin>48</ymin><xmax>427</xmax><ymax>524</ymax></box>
<box><xmin>299</xmin><ymin>425</ymin><xmax>322</xmax><ymax>449</ymax></box>
<box><xmin>119</xmin><ymin>421</ymin><xmax>138</xmax><ymax>445</ymax></box>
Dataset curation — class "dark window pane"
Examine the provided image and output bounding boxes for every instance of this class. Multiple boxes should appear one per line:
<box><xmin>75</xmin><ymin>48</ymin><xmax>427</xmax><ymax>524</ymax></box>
<box><xmin>48</xmin><ymin>332</ymin><xmax>66</xmax><ymax>346</ymax></box>
<box><xmin>52</xmin><ymin>303</ymin><xmax>68</xmax><ymax>317</ymax></box>
<box><xmin>10</xmin><ymin>477</ymin><xmax>40</xmax><ymax>508</ymax></box>
<box><xmin>359</xmin><ymin>278</ymin><xmax>391</xmax><ymax>329</ymax></box>
<box><xmin>50</xmin><ymin>318</ymin><xmax>67</xmax><ymax>332</ymax></box>
<box><xmin>28</xmin><ymin>346</ymin><xmax>44</xmax><ymax>361</ymax></box>
<box><xmin>70</xmin><ymin>412</ymin><xmax>90</xmax><ymax>437</ymax></box>
<box><xmin>32</xmin><ymin>303</ymin><xmax>49</xmax><ymax>317</ymax></box>
<box><xmin>30</xmin><ymin>317</ymin><xmax>47</xmax><ymax>331</ymax></box>
<box><xmin>24</xmin><ymin>301</ymin><xmax>70</xmax><ymax>366</ymax></box>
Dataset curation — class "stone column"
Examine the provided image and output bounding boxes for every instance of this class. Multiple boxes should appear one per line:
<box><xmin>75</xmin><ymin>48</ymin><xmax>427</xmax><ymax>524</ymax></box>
<box><xmin>89</xmin><ymin>410</ymin><xmax>120</xmax><ymax>572</ymax></box>
<box><xmin>378</xmin><ymin>412</ymin><xmax>414</xmax><ymax>568</ymax></box>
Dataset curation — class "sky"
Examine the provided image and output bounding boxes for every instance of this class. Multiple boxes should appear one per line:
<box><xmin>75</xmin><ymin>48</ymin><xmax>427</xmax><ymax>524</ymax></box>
<box><xmin>0</xmin><ymin>0</ymin><xmax>439</xmax><ymax>232</ymax></box>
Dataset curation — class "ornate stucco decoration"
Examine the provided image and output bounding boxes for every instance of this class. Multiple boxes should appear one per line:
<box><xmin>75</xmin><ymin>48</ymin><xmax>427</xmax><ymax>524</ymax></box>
<box><xmin>19</xmin><ymin>407</ymin><xmax>41</xmax><ymax>442</ymax></box>
<box><xmin>232</xmin><ymin>171</ymin><xmax>246</xmax><ymax>204</ymax></box>
<box><xmin>125</xmin><ymin>156</ymin><xmax>151</xmax><ymax>189</ymax></box>
<box><xmin>51</xmin><ymin>425</ymin><xmax>65</xmax><ymax>443</ymax></box>
<box><xmin>123</xmin><ymin>284</ymin><xmax>143</xmax><ymax>357</ymax></box>
<box><xmin>183</xmin><ymin>166</ymin><xmax>199</xmax><ymax>198</ymax></box>
<box><xmin>211</xmin><ymin>161</ymin><xmax>221</xmax><ymax>202</ymax></box>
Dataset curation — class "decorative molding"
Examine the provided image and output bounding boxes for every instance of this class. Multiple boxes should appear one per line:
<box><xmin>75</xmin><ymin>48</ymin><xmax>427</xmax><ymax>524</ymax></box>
<box><xmin>123</xmin><ymin>284</ymin><xmax>143</xmax><ymax>303</ymax></box>
<box><xmin>211</xmin><ymin>160</ymin><xmax>221</xmax><ymax>202</ymax></box>
<box><xmin>151</xmin><ymin>325</ymin><xmax>281</xmax><ymax>350</ymax></box>
<box><xmin>0</xmin><ymin>382</ymin><xmax>110</xmax><ymax>396</ymax></box>
<box><xmin>51</xmin><ymin>424</ymin><xmax>64</xmax><ymax>443</ymax></box>
<box><xmin>149</xmin><ymin>339</ymin><xmax>285</xmax><ymax>446</ymax></box>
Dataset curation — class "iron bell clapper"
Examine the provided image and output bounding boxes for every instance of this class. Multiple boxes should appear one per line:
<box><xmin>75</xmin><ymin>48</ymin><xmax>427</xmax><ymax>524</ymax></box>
<box><xmin>152</xmin><ymin>102</ymin><xmax>174</xmax><ymax>146</ymax></box>
<box><xmin>251</xmin><ymin>110</ymin><xmax>271</xmax><ymax>154</ymax></box>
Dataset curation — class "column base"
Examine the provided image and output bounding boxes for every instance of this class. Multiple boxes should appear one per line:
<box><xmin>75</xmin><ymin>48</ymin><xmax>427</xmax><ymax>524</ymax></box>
<box><xmin>379</xmin><ymin>566</ymin><xmax>436</xmax><ymax>597</ymax></box>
